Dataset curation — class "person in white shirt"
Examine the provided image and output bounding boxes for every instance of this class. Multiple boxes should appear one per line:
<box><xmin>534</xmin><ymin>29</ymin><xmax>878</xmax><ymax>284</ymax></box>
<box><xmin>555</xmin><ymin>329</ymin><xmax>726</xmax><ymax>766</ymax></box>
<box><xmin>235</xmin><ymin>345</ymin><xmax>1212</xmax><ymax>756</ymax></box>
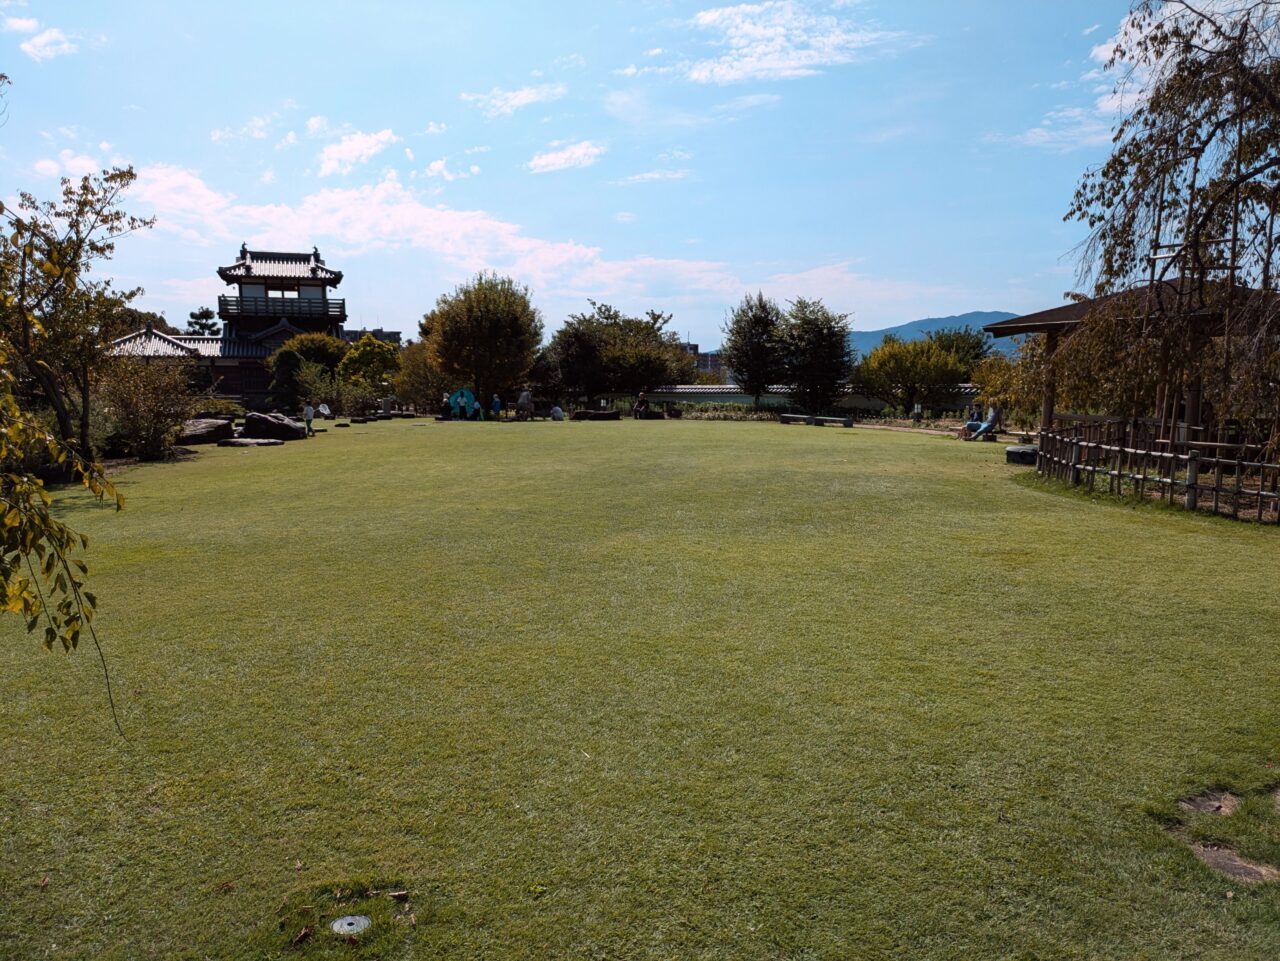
<box><xmin>302</xmin><ymin>401</ymin><xmax>315</xmax><ymax>437</ymax></box>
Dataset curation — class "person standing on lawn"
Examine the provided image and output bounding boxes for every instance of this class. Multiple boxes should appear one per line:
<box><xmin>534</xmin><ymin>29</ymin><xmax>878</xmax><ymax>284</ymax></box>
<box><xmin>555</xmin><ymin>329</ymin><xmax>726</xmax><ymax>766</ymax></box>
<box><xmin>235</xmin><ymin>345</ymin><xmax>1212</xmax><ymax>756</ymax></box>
<box><xmin>302</xmin><ymin>400</ymin><xmax>315</xmax><ymax>437</ymax></box>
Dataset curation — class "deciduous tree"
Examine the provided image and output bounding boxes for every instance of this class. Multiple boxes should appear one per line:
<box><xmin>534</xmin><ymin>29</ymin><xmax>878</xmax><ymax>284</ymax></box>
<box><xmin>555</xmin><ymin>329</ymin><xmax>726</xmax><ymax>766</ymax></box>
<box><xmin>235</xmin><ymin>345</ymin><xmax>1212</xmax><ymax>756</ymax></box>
<box><xmin>422</xmin><ymin>273</ymin><xmax>543</xmax><ymax>401</ymax></box>
<box><xmin>782</xmin><ymin>298</ymin><xmax>853</xmax><ymax>415</ymax></box>
<box><xmin>720</xmin><ymin>292</ymin><xmax>786</xmax><ymax>408</ymax></box>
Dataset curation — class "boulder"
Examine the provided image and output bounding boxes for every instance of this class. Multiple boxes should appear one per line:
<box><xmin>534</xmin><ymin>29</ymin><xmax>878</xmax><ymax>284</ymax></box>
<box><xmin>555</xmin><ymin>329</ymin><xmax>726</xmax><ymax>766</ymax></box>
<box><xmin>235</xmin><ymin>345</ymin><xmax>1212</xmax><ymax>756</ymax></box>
<box><xmin>177</xmin><ymin>418</ymin><xmax>234</xmax><ymax>446</ymax></box>
<box><xmin>217</xmin><ymin>438</ymin><xmax>285</xmax><ymax>447</ymax></box>
<box><xmin>241</xmin><ymin>411</ymin><xmax>307</xmax><ymax>441</ymax></box>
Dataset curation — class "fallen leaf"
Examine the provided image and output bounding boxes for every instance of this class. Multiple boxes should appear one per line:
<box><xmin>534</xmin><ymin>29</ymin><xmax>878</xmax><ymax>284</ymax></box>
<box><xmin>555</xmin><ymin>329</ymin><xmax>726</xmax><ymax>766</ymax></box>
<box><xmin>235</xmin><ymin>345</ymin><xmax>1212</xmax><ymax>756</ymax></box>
<box><xmin>38</xmin><ymin>876</ymin><xmax>49</xmax><ymax>890</ymax></box>
<box><xmin>387</xmin><ymin>890</ymin><xmax>409</xmax><ymax>902</ymax></box>
<box><xmin>291</xmin><ymin>925</ymin><xmax>314</xmax><ymax>946</ymax></box>
<box><xmin>293</xmin><ymin>859</ymin><xmax>303</xmax><ymax>872</ymax></box>
<box><xmin>217</xmin><ymin>880</ymin><xmax>236</xmax><ymax>894</ymax></box>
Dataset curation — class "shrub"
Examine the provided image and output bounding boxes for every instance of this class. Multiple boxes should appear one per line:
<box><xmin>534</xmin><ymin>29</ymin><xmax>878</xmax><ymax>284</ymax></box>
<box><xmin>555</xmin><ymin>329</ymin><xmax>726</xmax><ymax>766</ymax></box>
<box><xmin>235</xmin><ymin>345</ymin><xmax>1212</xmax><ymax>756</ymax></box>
<box><xmin>96</xmin><ymin>360</ymin><xmax>196</xmax><ymax>460</ymax></box>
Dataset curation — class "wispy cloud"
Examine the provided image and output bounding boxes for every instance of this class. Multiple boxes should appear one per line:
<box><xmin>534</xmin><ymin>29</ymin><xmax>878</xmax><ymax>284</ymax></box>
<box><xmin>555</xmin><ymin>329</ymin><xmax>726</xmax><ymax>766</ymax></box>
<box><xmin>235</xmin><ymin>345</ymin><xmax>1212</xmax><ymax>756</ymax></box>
<box><xmin>527</xmin><ymin>140</ymin><xmax>606</xmax><ymax>173</ymax></box>
<box><xmin>317</xmin><ymin>128</ymin><xmax>400</xmax><ymax>176</ymax></box>
<box><xmin>686</xmin><ymin>1</ymin><xmax>905</xmax><ymax>84</ymax></box>
<box><xmin>211</xmin><ymin>112</ymin><xmax>280</xmax><ymax>143</ymax></box>
<box><xmin>3</xmin><ymin>16</ymin><xmax>38</xmax><ymax>33</ymax></box>
<box><xmin>423</xmin><ymin>121</ymin><xmax>447</xmax><ymax>135</ymax></box>
<box><xmin>20</xmin><ymin>26</ymin><xmax>77</xmax><ymax>61</ymax></box>
<box><xmin>461</xmin><ymin>83</ymin><xmax>567</xmax><ymax>118</ymax></box>
<box><xmin>614</xmin><ymin>169</ymin><xmax>689</xmax><ymax>185</ymax></box>
<box><xmin>1083</xmin><ymin>23</ymin><xmax>1101</xmax><ymax>36</ymax></box>
<box><xmin>715</xmin><ymin>93</ymin><xmax>782</xmax><ymax>112</ymax></box>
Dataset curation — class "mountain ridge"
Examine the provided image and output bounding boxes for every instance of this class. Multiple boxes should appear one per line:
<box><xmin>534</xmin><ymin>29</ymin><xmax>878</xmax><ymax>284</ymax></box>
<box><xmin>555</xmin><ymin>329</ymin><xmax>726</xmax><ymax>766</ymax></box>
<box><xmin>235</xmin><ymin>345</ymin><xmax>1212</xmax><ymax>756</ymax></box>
<box><xmin>847</xmin><ymin>310</ymin><xmax>1019</xmax><ymax>357</ymax></box>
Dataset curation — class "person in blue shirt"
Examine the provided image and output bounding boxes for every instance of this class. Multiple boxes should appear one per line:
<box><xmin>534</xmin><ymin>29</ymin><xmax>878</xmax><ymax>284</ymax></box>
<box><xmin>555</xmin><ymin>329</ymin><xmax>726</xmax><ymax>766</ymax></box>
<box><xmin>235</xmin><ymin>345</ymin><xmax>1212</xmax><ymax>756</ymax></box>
<box><xmin>491</xmin><ymin>393</ymin><xmax>502</xmax><ymax>420</ymax></box>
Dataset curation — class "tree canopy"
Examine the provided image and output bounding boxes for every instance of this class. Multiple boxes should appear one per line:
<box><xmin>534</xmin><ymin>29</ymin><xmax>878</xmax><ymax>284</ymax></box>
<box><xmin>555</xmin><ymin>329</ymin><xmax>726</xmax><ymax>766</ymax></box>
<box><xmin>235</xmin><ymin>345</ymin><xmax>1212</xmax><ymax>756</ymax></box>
<box><xmin>720</xmin><ymin>292</ymin><xmax>787</xmax><ymax>408</ymax></box>
<box><xmin>857</xmin><ymin>335</ymin><xmax>968</xmax><ymax>412</ymax></box>
<box><xmin>1062</xmin><ymin>0</ymin><xmax>1280</xmax><ymax>436</ymax></box>
<box><xmin>338</xmin><ymin>333</ymin><xmax>400</xmax><ymax>388</ymax></box>
<box><xmin>547</xmin><ymin>301</ymin><xmax>695</xmax><ymax>400</ymax></box>
<box><xmin>422</xmin><ymin>273</ymin><xmax>543</xmax><ymax>400</ymax></box>
<box><xmin>780</xmin><ymin>298</ymin><xmax>853</xmax><ymax>415</ymax></box>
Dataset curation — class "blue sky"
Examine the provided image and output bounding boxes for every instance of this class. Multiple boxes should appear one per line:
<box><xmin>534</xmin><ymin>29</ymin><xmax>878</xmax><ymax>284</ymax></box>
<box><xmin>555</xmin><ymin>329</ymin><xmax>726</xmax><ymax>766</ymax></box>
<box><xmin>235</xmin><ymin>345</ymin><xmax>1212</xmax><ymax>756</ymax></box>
<box><xmin>2</xmin><ymin>1</ymin><xmax>1132</xmax><ymax>346</ymax></box>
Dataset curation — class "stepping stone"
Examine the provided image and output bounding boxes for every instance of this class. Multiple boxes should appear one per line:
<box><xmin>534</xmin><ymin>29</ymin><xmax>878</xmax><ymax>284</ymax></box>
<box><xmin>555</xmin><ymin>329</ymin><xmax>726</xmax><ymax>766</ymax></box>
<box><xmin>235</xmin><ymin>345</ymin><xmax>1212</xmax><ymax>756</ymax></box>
<box><xmin>1190</xmin><ymin>843</ymin><xmax>1280</xmax><ymax>883</ymax></box>
<box><xmin>1178</xmin><ymin>790</ymin><xmax>1241</xmax><ymax>816</ymax></box>
<box><xmin>217</xmin><ymin>438</ymin><xmax>284</xmax><ymax>447</ymax></box>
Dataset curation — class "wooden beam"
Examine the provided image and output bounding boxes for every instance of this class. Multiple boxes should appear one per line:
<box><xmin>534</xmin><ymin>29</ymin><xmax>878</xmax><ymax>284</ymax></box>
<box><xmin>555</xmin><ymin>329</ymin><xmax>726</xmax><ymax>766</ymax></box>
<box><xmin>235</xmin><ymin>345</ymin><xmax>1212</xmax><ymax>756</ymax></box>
<box><xmin>1040</xmin><ymin>329</ymin><xmax>1060</xmax><ymax>432</ymax></box>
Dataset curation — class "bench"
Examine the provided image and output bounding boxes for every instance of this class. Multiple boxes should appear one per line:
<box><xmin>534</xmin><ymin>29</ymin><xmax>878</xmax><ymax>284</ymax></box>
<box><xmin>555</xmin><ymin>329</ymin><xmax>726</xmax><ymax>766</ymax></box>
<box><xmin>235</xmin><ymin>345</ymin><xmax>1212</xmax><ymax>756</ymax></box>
<box><xmin>780</xmin><ymin>414</ymin><xmax>853</xmax><ymax>427</ymax></box>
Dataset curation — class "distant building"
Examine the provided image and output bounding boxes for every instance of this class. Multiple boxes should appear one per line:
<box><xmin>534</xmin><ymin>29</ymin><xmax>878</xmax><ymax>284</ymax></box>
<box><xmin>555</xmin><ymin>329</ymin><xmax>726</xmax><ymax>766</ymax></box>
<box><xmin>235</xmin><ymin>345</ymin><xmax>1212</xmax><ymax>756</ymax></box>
<box><xmin>111</xmin><ymin>244</ymin><xmax>346</xmax><ymax>403</ymax></box>
<box><xmin>679</xmin><ymin>341</ymin><xmax>726</xmax><ymax>381</ymax></box>
<box><xmin>342</xmin><ymin>327</ymin><xmax>402</xmax><ymax>347</ymax></box>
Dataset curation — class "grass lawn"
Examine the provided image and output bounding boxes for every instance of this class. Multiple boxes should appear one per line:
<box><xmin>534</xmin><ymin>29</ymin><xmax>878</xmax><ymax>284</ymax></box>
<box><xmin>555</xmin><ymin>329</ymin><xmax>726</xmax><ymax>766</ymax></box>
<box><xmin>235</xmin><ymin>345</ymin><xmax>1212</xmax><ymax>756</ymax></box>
<box><xmin>2</xmin><ymin>419</ymin><xmax>1278</xmax><ymax>960</ymax></box>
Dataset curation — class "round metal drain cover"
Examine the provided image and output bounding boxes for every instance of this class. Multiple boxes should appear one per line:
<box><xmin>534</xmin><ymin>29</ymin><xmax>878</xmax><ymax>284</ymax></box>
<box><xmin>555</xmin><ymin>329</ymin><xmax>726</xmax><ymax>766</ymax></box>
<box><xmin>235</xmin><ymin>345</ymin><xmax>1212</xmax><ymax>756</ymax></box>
<box><xmin>331</xmin><ymin>915</ymin><xmax>371</xmax><ymax>937</ymax></box>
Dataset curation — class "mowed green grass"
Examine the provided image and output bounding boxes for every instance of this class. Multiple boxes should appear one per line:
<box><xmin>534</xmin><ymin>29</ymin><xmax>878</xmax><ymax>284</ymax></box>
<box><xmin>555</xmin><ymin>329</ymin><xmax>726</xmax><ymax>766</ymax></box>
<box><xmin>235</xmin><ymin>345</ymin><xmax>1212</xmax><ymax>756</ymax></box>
<box><xmin>2</xmin><ymin>420</ymin><xmax>1278</xmax><ymax>960</ymax></box>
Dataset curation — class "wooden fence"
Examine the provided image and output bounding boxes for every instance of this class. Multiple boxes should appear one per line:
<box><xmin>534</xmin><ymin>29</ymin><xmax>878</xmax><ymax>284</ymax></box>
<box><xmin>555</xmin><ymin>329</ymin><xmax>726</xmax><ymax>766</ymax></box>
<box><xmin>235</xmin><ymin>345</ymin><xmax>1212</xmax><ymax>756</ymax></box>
<box><xmin>1037</xmin><ymin>419</ymin><xmax>1280</xmax><ymax>523</ymax></box>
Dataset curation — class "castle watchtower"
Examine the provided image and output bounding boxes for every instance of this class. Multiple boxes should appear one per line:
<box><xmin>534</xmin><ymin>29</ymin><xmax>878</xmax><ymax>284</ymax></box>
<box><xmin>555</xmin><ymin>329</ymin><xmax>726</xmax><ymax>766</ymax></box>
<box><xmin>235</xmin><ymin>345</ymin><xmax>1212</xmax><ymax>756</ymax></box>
<box><xmin>216</xmin><ymin>243</ymin><xmax>346</xmax><ymax>340</ymax></box>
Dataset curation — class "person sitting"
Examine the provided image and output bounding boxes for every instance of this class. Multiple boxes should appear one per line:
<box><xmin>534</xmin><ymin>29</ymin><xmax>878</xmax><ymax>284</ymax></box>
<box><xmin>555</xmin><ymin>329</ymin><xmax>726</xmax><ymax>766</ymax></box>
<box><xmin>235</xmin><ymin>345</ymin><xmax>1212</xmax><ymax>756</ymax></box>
<box><xmin>632</xmin><ymin>392</ymin><xmax>650</xmax><ymax>419</ymax></box>
<box><xmin>491</xmin><ymin>393</ymin><xmax>503</xmax><ymax>420</ymax></box>
<box><xmin>965</xmin><ymin>405</ymin><xmax>1002</xmax><ymax>441</ymax></box>
<box><xmin>550</xmin><ymin>404</ymin><xmax>564</xmax><ymax>421</ymax></box>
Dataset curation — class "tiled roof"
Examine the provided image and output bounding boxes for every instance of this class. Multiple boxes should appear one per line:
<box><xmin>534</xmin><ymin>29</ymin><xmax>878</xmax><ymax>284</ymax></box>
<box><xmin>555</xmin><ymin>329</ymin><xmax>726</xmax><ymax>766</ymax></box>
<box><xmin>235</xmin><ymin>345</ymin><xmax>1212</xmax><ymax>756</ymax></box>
<box><xmin>217</xmin><ymin>245</ymin><xmax>343</xmax><ymax>286</ymax></box>
<box><xmin>111</xmin><ymin>327</ymin><xmax>198</xmax><ymax>358</ymax></box>
<box><xmin>111</xmin><ymin>328</ymin><xmax>273</xmax><ymax>360</ymax></box>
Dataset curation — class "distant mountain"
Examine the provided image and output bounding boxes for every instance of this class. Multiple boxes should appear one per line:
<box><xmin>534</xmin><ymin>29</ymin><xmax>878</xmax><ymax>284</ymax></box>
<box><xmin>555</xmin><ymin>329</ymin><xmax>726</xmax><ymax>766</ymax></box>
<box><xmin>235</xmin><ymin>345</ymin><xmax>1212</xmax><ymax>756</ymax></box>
<box><xmin>847</xmin><ymin>310</ymin><xmax>1020</xmax><ymax>357</ymax></box>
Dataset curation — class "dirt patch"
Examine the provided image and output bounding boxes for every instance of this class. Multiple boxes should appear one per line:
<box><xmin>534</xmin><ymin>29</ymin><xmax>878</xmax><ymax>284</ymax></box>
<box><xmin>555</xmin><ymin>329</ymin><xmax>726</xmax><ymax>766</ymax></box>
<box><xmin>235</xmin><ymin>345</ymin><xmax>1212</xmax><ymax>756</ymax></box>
<box><xmin>1178</xmin><ymin>790</ymin><xmax>1242</xmax><ymax>816</ymax></box>
<box><xmin>1189</xmin><ymin>843</ymin><xmax>1280</xmax><ymax>883</ymax></box>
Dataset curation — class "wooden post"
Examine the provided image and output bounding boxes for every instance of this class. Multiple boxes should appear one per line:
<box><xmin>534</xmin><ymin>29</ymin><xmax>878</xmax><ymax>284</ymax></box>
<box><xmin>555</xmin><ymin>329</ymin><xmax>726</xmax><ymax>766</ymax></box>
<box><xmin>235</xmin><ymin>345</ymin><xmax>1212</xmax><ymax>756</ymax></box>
<box><xmin>1186</xmin><ymin>450</ymin><xmax>1200</xmax><ymax>511</ymax></box>
<box><xmin>1040</xmin><ymin>330</ymin><xmax>1059</xmax><ymax>432</ymax></box>
<box><xmin>1069</xmin><ymin>439</ymin><xmax>1081</xmax><ymax>486</ymax></box>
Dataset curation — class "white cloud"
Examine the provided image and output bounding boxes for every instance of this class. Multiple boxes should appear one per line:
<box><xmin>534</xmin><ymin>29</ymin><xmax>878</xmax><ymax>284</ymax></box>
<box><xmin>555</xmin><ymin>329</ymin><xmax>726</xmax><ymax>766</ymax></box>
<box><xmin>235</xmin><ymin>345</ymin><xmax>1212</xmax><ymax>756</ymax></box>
<box><xmin>527</xmin><ymin>140</ymin><xmax>606</xmax><ymax>173</ymax></box>
<box><xmin>614</xmin><ymin>169</ymin><xmax>689</xmax><ymax>185</ymax></box>
<box><xmin>306</xmin><ymin>115</ymin><xmax>330</xmax><ymax>136</ymax></box>
<box><xmin>404</xmin><ymin>147</ymin><xmax>415</xmax><ymax>161</ymax></box>
<box><xmin>424</xmin><ymin>121</ymin><xmax>447</xmax><ymax>134</ymax></box>
<box><xmin>644</xmin><ymin>47</ymin><xmax>664</xmax><ymax>57</ymax></box>
<box><xmin>1083</xmin><ymin>23</ymin><xmax>1101</xmax><ymax>36</ymax></box>
<box><xmin>128</xmin><ymin>164</ymin><xmax>981</xmax><ymax>329</ymax></box>
<box><xmin>686</xmin><ymin>1</ymin><xmax>903</xmax><ymax>84</ymax></box>
<box><xmin>32</xmin><ymin>148</ymin><xmax>98</xmax><ymax>179</ymax></box>
<box><xmin>277</xmin><ymin>130</ymin><xmax>297</xmax><ymax>149</ymax></box>
<box><xmin>259</xmin><ymin>169</ymin><xmax>276</xmax><ymax>185</ymax></box>
<box><xmin>615</xmin><ymin>211</ymin><xmax>635</xmax><ymax>223</ymax></box>
<box><xmin>461</xmin><ymin>83</ymin><xmax>566</xmax><ymax>118</ymax></box>
<box><xmin>4</xmin><ymin>16</ymin><xmax>38</xmax><ymax>33</ymax></box>
<box><xmin>659</xmin><ymin>149</ymin><xmax>692</xmax><ymax>161</ymax></box>
<box><xmin>425</xmin><ymin>158</ymin><xmax>479</xmax><ymax>181</ymax></box>
<box><xmin>21</xmin><ymin>27</ymin><xmax>76</xmax><ymax>61</ymax></box>
<box><xmin>317</xmin><ymin>128</ymin><xmax>400</xmax><ymax>176</ymax></box>
<box><xmin>464</xmin><ymin>145</ymin><xmax>491</xmax><ymax>155</ymax></box>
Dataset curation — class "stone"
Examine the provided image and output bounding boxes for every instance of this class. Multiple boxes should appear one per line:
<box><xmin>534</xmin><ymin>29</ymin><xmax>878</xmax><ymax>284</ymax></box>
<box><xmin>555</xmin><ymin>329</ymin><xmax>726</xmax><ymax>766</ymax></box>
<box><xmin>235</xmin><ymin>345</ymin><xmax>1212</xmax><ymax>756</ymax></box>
<box><xmin>241</xmin><ymin>411</ymin><xmax>306</xmax><ymax>441</ymax></box>
<box><xmin>1006</xmin><ymin>444</ymin><xmax>1038</xmax><ymax>465</ymax></box>
<box><xmin>177</xmin><ymin>418</ymin><xmax>234</xmax><ymax>446</ymax></box>
<box><xmin>1178</xmin><ymin>790</ymin><xmax>1242</xmax><ymax>816</ymax></box>
<box><xmin>334</xmin><ymin>422</ymin><xmax>351</xmax><ymax>428</ymax></box>
<box><xmin>217</xmin><ymin>438</ymin><xmax>284</xmax><ymax>447</ymax></box>
<box><xmin>1190</xmin><ymin>843</ymin><xmax>1280</xmax><ymax>883</ymax></box>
